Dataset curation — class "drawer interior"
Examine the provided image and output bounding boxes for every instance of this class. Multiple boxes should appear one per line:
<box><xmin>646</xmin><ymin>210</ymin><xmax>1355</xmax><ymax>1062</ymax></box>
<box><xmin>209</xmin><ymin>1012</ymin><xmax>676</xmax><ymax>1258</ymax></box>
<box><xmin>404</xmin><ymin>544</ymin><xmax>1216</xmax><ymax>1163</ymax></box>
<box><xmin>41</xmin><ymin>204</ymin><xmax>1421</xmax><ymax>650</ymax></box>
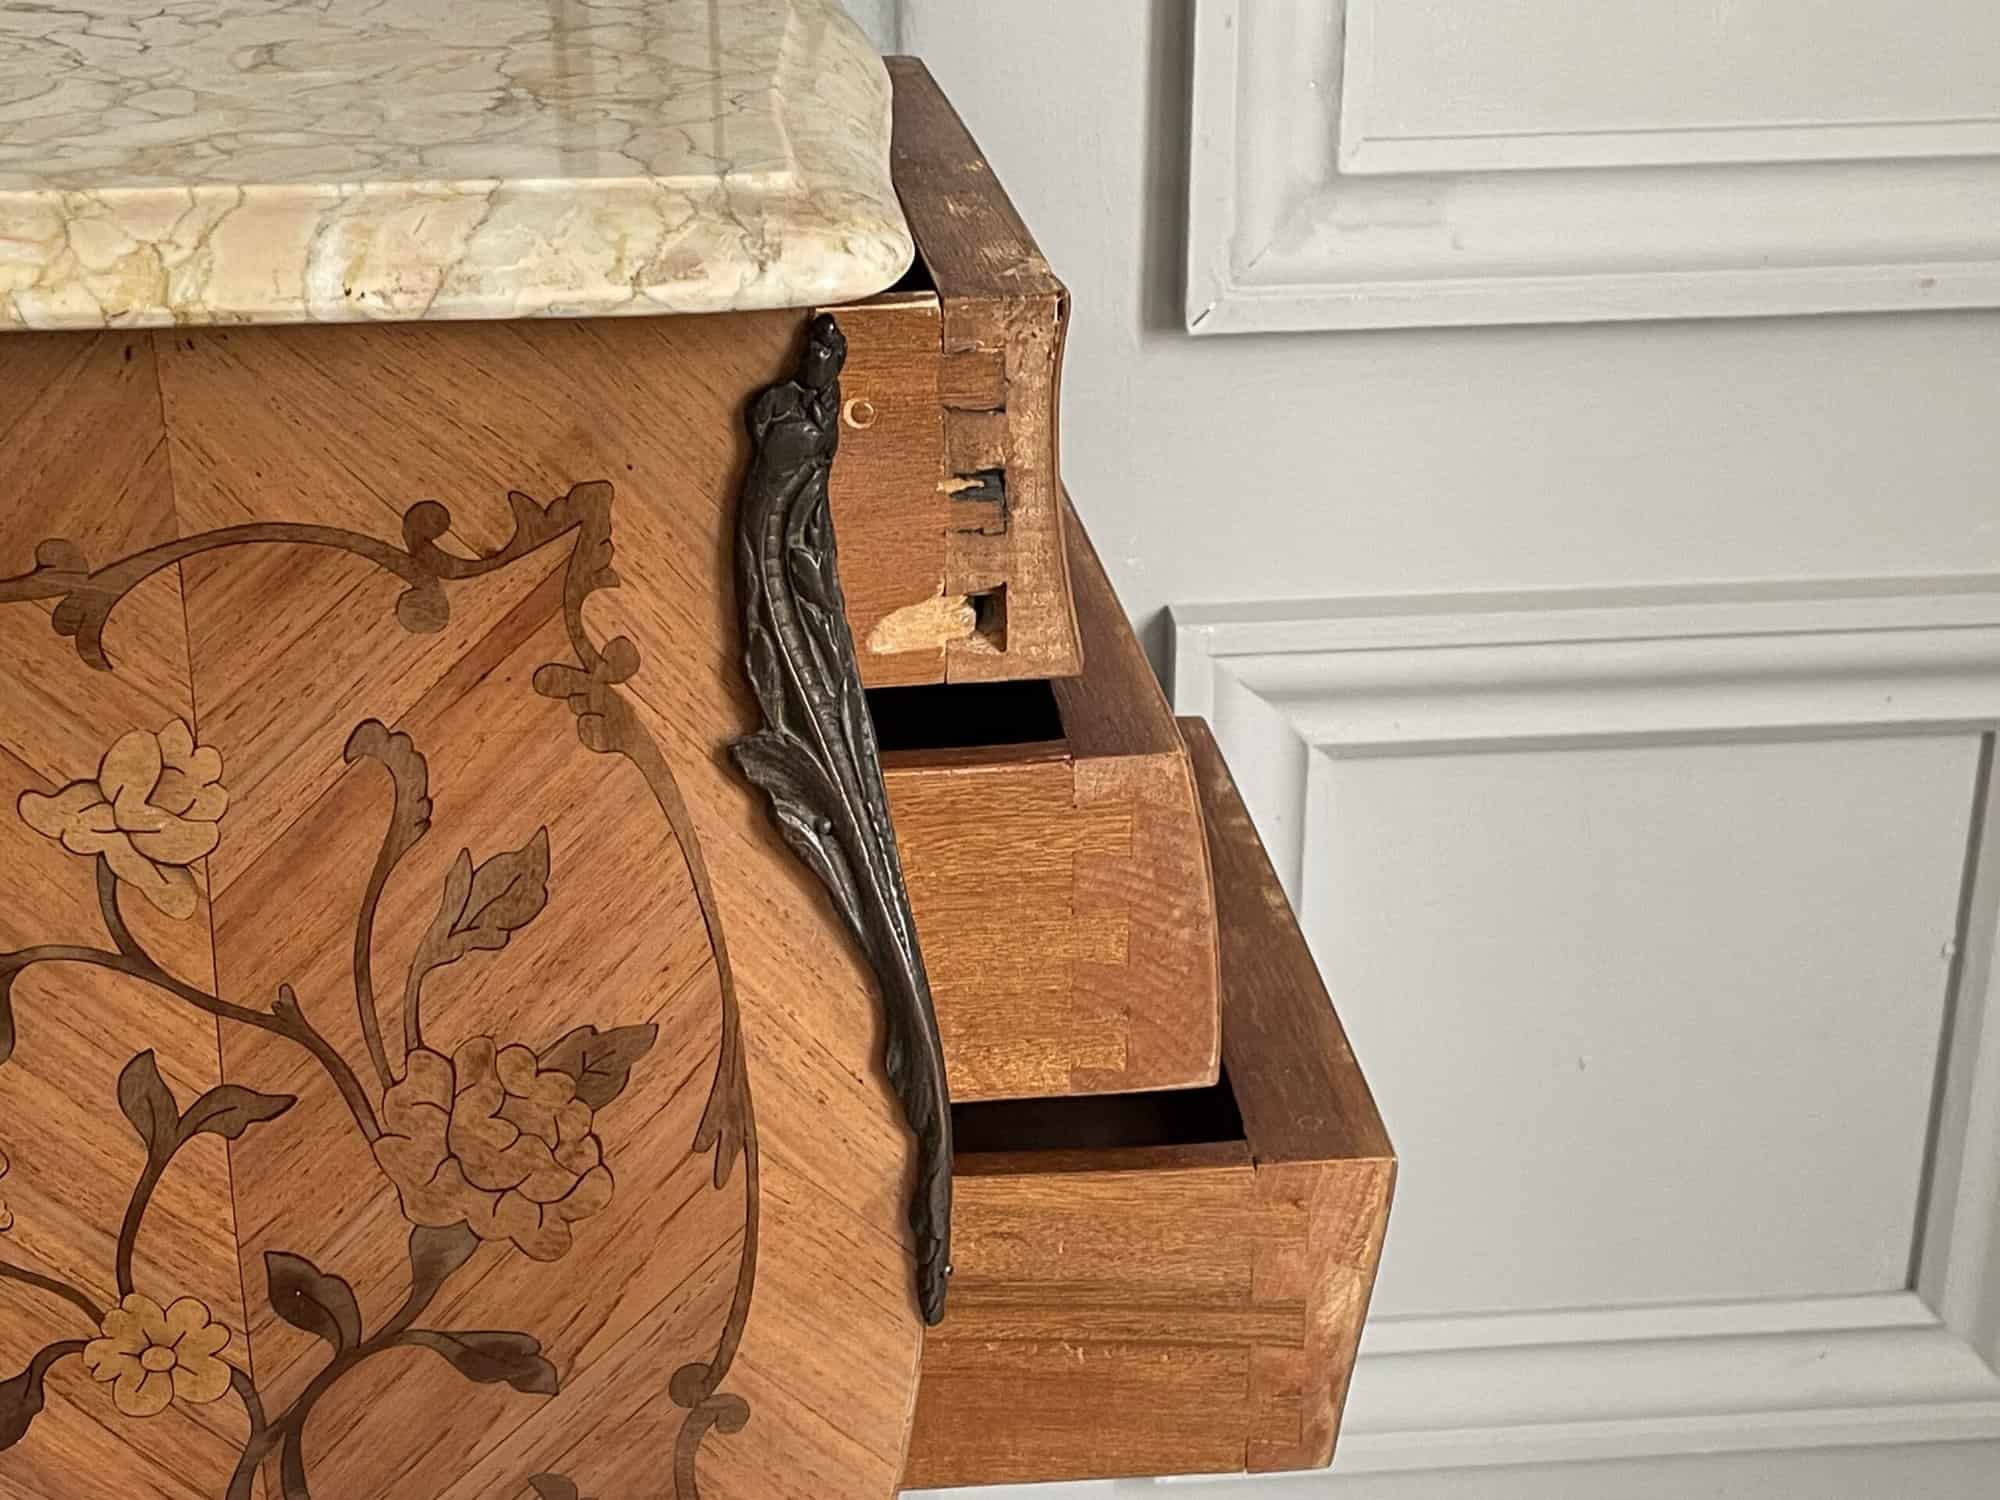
<box><xmin>868</xmin><ymin>677</ymin><xmax>1066</xmax><ymax>758</ymax></box>
<box><xmin>952</xmin><ymin>1075</ymin><xmax>1244</xmax><ymax>1157</ymax></box>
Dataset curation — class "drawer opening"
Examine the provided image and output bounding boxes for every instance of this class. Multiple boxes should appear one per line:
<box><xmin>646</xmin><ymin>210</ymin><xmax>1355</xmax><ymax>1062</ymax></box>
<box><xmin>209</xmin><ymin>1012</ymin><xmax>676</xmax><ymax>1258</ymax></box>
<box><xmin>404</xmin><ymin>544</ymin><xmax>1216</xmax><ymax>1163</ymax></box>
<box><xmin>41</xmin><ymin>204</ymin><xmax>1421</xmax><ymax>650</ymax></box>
<box><xmin>886</xmin><ymin>251</ymin><xmax>937</xmax><ymax>296</ymax></box>
<box><xmin>867</xmin><ymin>677</ymin><xmax>1064</xmax><ymax>755</ymax></box>
<box><xmin>950</xmin><ymin>1073</ymin><xmax>1244</xmax><ymax>1157</ymax></box>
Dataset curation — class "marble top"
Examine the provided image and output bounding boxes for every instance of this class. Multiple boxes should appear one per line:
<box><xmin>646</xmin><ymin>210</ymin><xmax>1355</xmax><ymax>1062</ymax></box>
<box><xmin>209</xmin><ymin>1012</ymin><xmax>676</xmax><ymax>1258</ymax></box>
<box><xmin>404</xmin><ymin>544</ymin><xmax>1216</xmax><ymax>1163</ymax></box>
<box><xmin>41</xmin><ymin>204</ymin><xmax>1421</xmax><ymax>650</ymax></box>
<box><xmin>0</xmin><ymin>0</ymin><xmax>915</xmax><ymax>329</ymax></box>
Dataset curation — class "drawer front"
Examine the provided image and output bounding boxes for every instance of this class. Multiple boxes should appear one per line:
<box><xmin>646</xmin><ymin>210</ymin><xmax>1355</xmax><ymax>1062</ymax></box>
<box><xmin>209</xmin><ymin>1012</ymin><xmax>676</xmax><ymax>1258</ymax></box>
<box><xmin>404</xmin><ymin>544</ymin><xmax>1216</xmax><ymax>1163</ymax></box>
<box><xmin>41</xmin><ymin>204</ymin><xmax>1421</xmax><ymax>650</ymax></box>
<box><xmin>902</xmin><ymin>720</ymin><xmax>1395</xmax><ymax>1489</ymax></box>
<box><xmin>879</xmin><ymin>501</ymin><xmax>1221</xmax><ymax>1102</ymax></box>
<box><xmin>828</xmin><ymin>58</ymin><xmax>1082</xmax><ymax>690</ymax></box>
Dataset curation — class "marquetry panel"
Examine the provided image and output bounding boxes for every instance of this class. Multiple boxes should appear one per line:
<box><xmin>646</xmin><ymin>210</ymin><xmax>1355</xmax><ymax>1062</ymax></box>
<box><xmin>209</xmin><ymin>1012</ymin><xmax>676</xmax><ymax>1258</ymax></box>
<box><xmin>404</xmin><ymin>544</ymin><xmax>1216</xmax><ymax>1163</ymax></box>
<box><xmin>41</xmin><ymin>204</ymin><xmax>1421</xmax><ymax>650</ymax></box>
<box><xmin>1</xmin><ymin>317</ymin><xmax>926</xmax><ymax>1497</ymax></box>
<box><xmin>0</xmin><ymin>331</ymin><xmax>245</xmax><ymax>1498</ymax></box>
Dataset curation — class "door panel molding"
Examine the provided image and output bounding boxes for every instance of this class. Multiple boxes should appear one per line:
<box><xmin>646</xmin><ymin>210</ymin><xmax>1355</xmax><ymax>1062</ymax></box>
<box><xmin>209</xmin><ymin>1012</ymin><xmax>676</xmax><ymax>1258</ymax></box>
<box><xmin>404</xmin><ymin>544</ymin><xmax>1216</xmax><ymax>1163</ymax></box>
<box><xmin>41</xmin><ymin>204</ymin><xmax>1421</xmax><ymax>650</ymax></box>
<box><xmin>1186</xmin><ymin>0</ymin><xmax>2000</xmax><ymax>331</ymax></box>
<box><xmin>1349</xmin><ymin>1294</ymin><xmax>2000</xmax><ymax>1471</ymax></box>
<box><xmin>1171</xmin><ymin>578</ymin><xmax>2000</xmax><ymax>1471</ymax></box>
<box><xmin>1338</xmin><ymin>0</ymin><xmax>2000</xmax><ymax>175</ymax></box>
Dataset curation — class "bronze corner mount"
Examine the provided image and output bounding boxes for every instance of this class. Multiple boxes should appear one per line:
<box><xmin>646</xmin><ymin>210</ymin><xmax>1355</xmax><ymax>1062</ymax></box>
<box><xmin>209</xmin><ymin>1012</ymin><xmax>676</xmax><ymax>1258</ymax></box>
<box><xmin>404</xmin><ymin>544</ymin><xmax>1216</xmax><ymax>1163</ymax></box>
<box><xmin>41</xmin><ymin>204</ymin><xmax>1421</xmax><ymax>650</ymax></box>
<box><xmin>730</xmin><ymin>311</ymin><xmax>954</xmax><ymax>1326</ymax></box>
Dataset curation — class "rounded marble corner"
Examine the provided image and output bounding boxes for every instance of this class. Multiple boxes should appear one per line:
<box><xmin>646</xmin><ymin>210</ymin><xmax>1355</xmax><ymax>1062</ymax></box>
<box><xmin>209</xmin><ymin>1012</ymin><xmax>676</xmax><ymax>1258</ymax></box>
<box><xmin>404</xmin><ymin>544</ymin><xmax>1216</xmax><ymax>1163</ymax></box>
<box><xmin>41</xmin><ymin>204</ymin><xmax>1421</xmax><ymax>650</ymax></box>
<box><xmin>0</xmin><ymin>0</ymin><xmax>918</xmax><ymax>331</ymax></box>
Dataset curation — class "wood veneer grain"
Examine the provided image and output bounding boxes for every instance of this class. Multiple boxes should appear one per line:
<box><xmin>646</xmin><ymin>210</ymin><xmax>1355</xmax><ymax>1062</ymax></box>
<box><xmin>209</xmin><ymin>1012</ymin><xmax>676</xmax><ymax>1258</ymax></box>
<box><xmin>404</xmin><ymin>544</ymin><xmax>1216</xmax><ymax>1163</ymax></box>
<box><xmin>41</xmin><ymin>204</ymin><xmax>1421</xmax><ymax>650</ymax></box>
<box><xmin>880</xmin><ymin>495</ymin><xmax>1219</xmax><ymax>1102</ymax></box>
<box><xmin>901</xmin><ymin>718</ymin><xmax>1394</xmax><ymax>1489</ymax></box>
<box><xmin>883</xmin><ymin>57</ymin><xmax>1080</xmax><ymax>684</ymax></box>
<box><xmin>0</xmin><ymin>314</ymin><xmax>926</xmax><ymax>1498</ymax></box>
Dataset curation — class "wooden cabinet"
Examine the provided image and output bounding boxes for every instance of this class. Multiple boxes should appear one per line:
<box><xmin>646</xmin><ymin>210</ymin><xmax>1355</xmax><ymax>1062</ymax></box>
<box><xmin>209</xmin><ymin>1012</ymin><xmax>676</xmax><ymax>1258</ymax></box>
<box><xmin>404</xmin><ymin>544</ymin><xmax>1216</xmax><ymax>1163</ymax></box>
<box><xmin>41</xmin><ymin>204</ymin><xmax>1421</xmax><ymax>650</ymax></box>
<box><xmin>0</xmin><ymin>24</ymin><xmax>1393</xmax><ymax>1494</ymax></box>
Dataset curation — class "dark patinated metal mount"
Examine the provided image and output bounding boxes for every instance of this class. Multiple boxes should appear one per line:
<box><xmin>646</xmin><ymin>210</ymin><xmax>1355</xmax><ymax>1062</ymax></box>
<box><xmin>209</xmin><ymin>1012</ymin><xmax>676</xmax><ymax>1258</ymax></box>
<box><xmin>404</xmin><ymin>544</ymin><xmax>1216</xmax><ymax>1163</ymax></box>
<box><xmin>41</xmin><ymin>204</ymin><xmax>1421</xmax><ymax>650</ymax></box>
<box><xmin>730</xmin><ymin>312</ymin><xmax>954</xmax><ymax>1326</ymax></box>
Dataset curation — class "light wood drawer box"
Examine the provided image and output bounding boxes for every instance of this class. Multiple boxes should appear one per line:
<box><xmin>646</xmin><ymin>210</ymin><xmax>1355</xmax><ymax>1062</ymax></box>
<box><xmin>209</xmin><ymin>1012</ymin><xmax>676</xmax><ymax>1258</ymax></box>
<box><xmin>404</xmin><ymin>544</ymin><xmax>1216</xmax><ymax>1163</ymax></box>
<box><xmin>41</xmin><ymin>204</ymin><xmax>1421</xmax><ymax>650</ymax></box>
<box><xmin>900</xmin><ymin>718</ymin><xmax>1396</xmax><ymax>1489</ymax></box>
<box><xmin>878</xmin><ymin>499</ymin><xmax>1221</xmax><ymax>1102</ymax></box>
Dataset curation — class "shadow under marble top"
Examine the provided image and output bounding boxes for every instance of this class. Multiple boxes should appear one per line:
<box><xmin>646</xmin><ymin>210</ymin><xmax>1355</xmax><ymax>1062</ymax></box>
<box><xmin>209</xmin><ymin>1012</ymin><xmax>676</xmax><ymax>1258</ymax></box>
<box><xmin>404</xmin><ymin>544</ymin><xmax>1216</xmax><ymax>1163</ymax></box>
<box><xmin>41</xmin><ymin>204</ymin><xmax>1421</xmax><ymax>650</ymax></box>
<box><xmin>0</xmin><ymin>0</ymin><xmax>914</xmax><ymax>329</ymax></box>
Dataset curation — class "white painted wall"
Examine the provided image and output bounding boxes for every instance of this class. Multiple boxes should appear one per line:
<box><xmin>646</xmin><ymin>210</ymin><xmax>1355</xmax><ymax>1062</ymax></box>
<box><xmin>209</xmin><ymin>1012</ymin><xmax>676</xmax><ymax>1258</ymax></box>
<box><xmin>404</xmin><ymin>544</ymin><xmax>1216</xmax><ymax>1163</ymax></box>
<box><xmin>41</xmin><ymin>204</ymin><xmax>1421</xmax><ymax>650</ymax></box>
<box><xmin>862</xmin><ymin>2</ymin><xmax>2000</xmax><ymax>1495</ymax></box>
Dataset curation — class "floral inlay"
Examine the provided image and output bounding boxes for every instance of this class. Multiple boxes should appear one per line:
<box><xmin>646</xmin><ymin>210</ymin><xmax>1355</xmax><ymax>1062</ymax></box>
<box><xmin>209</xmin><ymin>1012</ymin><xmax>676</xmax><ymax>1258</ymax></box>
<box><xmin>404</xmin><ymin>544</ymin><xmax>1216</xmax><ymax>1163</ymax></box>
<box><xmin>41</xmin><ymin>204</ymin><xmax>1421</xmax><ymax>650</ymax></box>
<box><xmin>378</xmin><ymin>1039</ymin><xmax>615</xmax><ymax>1262</ymax></box>
<box><xmin>18</xmin><ymin>717</ymin><xmax>227</xmax><ymax>920</ymax></box>
<box><xmin>0</xmin><ymin>717</ymin><xmax>655</xmax><ymax>1484</ymax></box>
<box><xmin>82</xmin><ymin>1293</ymin><xmax>233</xmax><ymax>1417</ymax></box>
<box><xmin>0</xmin><ymin>484</ymin><xmax>754</xmax><ymax>1496</ymax></box>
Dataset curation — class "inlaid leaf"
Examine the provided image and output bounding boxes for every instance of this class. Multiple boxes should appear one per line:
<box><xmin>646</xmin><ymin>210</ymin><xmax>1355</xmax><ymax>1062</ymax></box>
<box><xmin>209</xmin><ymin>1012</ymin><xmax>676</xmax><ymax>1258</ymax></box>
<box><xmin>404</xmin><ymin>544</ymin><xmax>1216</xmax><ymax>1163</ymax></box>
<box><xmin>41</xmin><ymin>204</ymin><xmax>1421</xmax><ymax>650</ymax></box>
<box><xmin>415</xmin><ymin>829</ymin><xmax>551</xmax><ymax>972</ymax></box>
<box><xmin>31</xmin><ymin>537</ymin><xmax>88</xmax><ymax>575</ymax></box>
<box><xmin>540</xmin><ymin>1023</ymin><xmax>658</xmax><ymax>1110</ymax></box>
<box><xmin>408</xmin><ymin>1222</ymin><xmax>480</xmax><ymax>1304</ymax></box>
<box><xmin>179</xmin><ymin>1085</ymin><xmax>296</xmax><ymax>1143</ymax></box>
<box><xmin>403</xmin><ymin>1330</ymin><xmax>558</xmax><ymax>1395</ymax></box>
<box><xmin>265</xmin><ymin>1251</ymin><xmax>362</xmax><ymax>1352</ymax></box>
<box><xmin>420</xmin><ymin>850</ymin><xmax>474</xmax><ymax>961</ymax></box>
<box><xmin>117</xmin><ymin>1051</ymin><xmax>179</xmax><ymax>1157</ymax></box>
<box><xmin>0</xmin><ymin>1345</ymin><xmax>64</xmax><ymax>1451</ymax></box>
<box><xmin>504</xmin><ymin>489</ymin><xmax>556</xmax><ymax>541</ymax></box>
<box><xmin>0</xmin><ymin>968</ymin><xmax>16</xmax><ymax>1067</ymax></box>
<box><xmin>0</xmin><ymin>1373</ymin><xmax>42</xmax><ymax>1452</ymax></box>
<box><xmin>461</xmin><ymin>830</ymin><xmax>551</xmax><ymax>939</ymax></box>
<box><xmin>528</xmin><ymin>1477</ymin><xmax>582</xmax><ymax>1500</ymax></box>
<box><xmin>404</xmin><ymin>830</ymin><xmax>553</xmax><ymax>1046</ymax></box>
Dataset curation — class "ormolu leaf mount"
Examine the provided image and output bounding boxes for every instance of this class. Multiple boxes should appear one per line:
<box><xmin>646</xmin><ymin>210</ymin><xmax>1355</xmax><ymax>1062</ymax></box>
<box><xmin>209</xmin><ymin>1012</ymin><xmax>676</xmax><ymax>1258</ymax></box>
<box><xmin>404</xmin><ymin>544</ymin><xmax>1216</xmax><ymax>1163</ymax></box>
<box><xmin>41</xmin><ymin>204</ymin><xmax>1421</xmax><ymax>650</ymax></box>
<box><xmin>732</xmin><ymin>312</ymin><xmax>955</xmax><ymax>1326</ymax></box>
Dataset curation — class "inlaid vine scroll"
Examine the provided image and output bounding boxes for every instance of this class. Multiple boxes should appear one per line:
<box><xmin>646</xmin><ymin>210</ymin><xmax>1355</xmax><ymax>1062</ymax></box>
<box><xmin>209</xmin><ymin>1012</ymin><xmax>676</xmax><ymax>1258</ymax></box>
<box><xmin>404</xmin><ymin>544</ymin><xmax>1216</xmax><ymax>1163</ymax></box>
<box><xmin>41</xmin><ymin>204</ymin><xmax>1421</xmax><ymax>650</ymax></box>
<box><xmin>0</xmin><ymin>483</ymin><xmax>755</xmax><ymax>1497</ymax></box>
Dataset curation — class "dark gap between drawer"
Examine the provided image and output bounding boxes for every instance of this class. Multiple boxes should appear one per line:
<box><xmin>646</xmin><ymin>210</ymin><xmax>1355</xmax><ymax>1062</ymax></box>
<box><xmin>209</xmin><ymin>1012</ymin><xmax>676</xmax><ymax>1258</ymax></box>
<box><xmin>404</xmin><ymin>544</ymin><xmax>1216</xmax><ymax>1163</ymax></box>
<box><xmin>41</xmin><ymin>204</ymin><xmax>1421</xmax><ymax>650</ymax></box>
<box><xmin>950</xmin><ymin>1073</ymin><xmax>1244</xmax><ymax>1156</ymax></box>
<box><xmin>867</xmin><ymin>678</ymin><xmax>1064</xmax><ymax>754</ymax></box>
<box><xmin>888</xmin><ymin>251</ymin><xmax>937</xmax><ymax>296</ymax></box>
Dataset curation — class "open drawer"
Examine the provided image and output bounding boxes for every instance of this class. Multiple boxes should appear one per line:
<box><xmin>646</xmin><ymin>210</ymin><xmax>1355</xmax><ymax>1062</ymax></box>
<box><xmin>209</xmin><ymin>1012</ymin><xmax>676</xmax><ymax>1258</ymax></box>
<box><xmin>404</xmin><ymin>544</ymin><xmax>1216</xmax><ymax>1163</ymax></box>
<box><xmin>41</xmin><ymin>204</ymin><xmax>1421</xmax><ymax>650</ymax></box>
<box><xmin>877</xmin><ymin>499</ymin><xmax>1221</xmax><ymax>1102</ymax></box>
<box><xmin>828</xmin><ymin>57</ymin><xmax>1079</xmax><ymax>688</ymax></box>
<box><xmin>900</xmin><ymin>718</ymin><xmax>1396</xmax><ymax>1489</ymax></box>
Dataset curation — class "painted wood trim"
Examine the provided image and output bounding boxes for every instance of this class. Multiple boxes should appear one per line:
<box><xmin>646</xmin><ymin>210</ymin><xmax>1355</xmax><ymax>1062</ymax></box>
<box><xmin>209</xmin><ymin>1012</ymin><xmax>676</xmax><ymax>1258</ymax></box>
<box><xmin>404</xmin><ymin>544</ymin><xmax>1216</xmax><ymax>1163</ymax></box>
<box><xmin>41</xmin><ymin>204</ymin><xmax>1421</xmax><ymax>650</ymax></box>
<box><xmin>1345</xmin><ymin>1296</ymin><xmax>2000</xmax><ymax>1472</ymax></box>
<box><xmin>1185</xmin><ymin>0</ymin><xmax>2000</xmax><ymax>332</ymax></box>
<box><xmin>1335</xmin><ymin>0</ymin><xmax>2000</xmax><ymax>175</ymax></box>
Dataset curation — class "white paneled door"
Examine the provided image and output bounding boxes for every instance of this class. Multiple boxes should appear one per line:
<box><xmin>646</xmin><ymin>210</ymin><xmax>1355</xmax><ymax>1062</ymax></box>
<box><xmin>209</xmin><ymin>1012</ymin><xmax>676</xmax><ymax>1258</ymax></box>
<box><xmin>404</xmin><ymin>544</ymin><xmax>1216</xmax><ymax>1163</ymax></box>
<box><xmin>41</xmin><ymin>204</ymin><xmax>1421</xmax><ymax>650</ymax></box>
<box><xmin>1173</xmin><ymin>586</ymin><xmax>2000</xmax><ymax>1493</ymax></box>
<box><xmin>1338</xmin><ymin>0</ymin><xmax>2000</xmax><ymax>172</ymax></box>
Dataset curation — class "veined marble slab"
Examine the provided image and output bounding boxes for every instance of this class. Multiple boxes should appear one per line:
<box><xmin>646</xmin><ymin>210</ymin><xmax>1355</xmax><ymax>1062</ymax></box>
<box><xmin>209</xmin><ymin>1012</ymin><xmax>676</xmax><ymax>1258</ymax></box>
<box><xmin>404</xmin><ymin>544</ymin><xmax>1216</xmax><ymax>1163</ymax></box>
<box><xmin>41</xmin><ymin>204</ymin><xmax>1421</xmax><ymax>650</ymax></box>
<box><xmin>0</xmin><ymin>0</ymin><xmax>914</xmax><ymax>329</ymax></box>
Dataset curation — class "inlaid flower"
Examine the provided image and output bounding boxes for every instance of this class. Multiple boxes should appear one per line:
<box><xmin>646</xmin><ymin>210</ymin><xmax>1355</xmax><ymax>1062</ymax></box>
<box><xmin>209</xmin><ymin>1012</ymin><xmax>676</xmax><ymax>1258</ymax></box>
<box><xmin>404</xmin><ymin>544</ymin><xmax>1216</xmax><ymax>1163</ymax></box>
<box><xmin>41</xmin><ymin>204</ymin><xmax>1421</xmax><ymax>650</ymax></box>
<box><xmin>82</xmin><ymin>1293</ymin><xmax>233</xmax><ymax>1417</ymax></box>
<box><xmin>18</xmin><ymin>718</ymin><xmax>227</xmax><ymax>920</ymax></box>
<box><xmin>375</xmin><ymin>1038</ymin><xmax>615</xmax><ymax>1262</ymax></box>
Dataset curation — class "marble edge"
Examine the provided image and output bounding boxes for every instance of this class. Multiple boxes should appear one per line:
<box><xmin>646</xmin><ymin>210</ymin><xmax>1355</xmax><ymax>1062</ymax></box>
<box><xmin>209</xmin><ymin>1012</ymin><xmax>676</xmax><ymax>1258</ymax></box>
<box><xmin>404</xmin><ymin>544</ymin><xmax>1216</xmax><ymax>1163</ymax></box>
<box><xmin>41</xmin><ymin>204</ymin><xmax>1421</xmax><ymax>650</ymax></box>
<box><xmin>0</xmin><ymin>6</ymin><xmax>916</xmax><ymax>332</ymax></box>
